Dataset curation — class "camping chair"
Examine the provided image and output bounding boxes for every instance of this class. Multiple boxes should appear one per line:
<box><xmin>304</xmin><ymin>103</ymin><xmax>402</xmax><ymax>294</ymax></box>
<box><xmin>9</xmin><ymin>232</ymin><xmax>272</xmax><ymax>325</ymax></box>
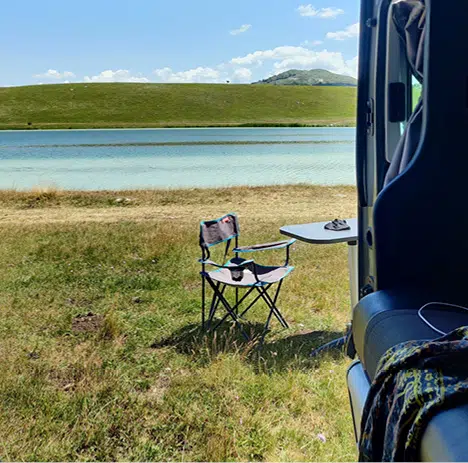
<box><xmin>199</xmin><ymin>213</ymin><xmax>296</xmax><ymax>340</ymax></box>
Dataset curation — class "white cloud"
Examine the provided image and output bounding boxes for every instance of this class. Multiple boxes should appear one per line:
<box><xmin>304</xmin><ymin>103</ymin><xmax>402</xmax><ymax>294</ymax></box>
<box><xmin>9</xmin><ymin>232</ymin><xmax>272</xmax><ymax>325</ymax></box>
<box><xmin>33</xmin><ymin>69</ymin><xmax>76</xmax><ymax>80</ymax></box>
<box><xmin>232</xmin><ymin>67</ymin><xmax>253</xmax><ymax>83</ymax></box>
<box><xmin>230</xmin><ymin>24</ymin><xmax>252</xmax><ymax>36</ymax></box>
<box><xmin>153</xmin><ymin>65</ymin><xmax>253</xmax><ymax>84</ymax></box>
<box><xmin>231</xmin><ymin>47</ymin><xmax>291</xmax><ymax>66</ymax></box>
<box><xmin>153</xmin><ymin>66</ymin><xmax>222</xmax><ymax>83</ymax></box>
<box><xmin>83</xmin><ymin>70</ymin><xmax>150</xmax><ymax>83</ymax></box>
<box><xmin>301</xmin><ymin>39</ymin><xmax>324</xmax><ymax>47</ymax></box>
<box><xmin>345</xmin><ymin>56</ymin><xmax>359</xmax><ymax>78</ymax></box>
<box><xmin>326</xmin><ymin>23</ymin><xmax>360</xmax><ymax>40</ymax></box>
<box><xmin>75</xmin><ymin>40</ymin><xmax>356</xmax><ymax>87</ymax></box>
<box><xmin>297</xmin><ymin>5</ymin><xmax>344</xmax><ymax>18</ymax></box>
<box><xmin>231</xmin><ymin>46</ymin><xmax>358</xmax><ymax>78</ymax></box>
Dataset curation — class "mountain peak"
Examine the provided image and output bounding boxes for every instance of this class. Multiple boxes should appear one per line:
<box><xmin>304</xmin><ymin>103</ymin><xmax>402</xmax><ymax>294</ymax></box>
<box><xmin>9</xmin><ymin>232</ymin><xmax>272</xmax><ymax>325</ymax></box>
<box><xmin>252</xmin><ymin>69</ymin><xmax>357</xmax><ymax>87</ymax></box>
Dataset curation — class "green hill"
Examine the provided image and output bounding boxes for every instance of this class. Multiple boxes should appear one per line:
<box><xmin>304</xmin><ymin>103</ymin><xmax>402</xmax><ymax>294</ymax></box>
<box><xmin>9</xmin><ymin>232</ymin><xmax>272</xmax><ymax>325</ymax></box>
<box><xmin>0</xmin><ymin>83</ymin><xmax>356</xmax><ymax>130</ymax></box>
<box><xmin>253</xmin><ymin>69</ymin><xmax>357</xmax><ymax>87</ymax></box>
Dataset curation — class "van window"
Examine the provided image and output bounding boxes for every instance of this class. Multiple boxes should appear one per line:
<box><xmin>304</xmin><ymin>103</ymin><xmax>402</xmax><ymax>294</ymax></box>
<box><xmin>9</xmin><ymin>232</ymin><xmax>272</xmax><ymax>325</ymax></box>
<box><xmin>412</xmin><ymin>76</ymin><xmax>422</xmax><ymax>110</ymax></box>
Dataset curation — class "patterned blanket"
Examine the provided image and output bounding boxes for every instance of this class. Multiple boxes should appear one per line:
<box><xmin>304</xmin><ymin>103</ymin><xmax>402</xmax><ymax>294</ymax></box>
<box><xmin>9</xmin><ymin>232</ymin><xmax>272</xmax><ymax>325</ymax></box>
<box><xmin>359</xmin><ymin>327</ymin><xmax>468</xmax><ymax>461</ymax></box>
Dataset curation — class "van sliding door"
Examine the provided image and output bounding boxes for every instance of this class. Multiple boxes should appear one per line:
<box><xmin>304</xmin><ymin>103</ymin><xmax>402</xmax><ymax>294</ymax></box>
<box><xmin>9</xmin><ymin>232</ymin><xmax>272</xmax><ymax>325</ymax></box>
<box><xmin>356</xmin><ymin>0</ymin><xmax>412</xmax><ymax>298</ymax></box>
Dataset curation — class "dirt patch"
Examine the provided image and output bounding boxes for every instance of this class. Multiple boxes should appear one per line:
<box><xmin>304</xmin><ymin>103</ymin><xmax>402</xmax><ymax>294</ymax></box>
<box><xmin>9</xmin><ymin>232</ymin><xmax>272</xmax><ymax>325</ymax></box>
<box><xmin>72</xmin><ymin>312</ymin><xmax>104</xmax><ymax>333</ymax></box>
<box><xmin>146</xmin><ymin>374</ymin><xmax>172</xmax><ymax>403</ymax></box>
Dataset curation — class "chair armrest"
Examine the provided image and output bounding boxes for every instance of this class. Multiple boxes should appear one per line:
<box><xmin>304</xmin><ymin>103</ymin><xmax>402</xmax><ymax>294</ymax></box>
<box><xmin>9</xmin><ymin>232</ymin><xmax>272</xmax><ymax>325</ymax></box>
<box><xmin>198</xmin><ymin>259</ymin><xmax>254</xmax><ymax>269</ymax></box>
<box><xmin>233</xmin><ymin>239</ymin><xmax>296</xmax><ymax>253</ymax></box>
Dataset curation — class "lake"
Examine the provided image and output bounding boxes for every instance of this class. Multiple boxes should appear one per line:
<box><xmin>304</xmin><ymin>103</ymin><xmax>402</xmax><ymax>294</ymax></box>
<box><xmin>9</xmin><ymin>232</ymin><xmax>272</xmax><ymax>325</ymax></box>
<box><xmin>0</xmin><ymin>128</ymin><xmax>356</xmax><ymax>190</ymax></box>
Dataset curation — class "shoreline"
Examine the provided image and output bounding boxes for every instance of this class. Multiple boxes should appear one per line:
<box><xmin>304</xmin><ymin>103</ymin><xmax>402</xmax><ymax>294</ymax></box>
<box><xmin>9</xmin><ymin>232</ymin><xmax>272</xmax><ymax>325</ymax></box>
<box><xmin>0</xmin><ymin>122</ymin><xmax>355</xmax><ymax>131</ymax></box>
<box><xmin>0</xmin><ymin>184</ymin><xmax>356</xmax><ymax>196</ymax></box>
<box><xmin>0</xmin><ymin>183</ymin><xmax>356</xmax><ymax>195</ymax></box>
<box><xmin>0</xmin><ymin>184</ymin><xmax>356</xmax><ymax>226</ymax></box>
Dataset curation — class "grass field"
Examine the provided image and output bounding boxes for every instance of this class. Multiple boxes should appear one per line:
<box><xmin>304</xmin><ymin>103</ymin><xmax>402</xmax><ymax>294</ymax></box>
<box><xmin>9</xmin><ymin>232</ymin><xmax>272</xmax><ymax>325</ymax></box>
<box><xmin>0</xmin><ymin>83</ymin><xmax>357</xmax><ymax>130</ymax></box>
<box><xmin>0</xmin><ymin>185</ymin><xmax>357</xmax><ymax>461</ymax></box>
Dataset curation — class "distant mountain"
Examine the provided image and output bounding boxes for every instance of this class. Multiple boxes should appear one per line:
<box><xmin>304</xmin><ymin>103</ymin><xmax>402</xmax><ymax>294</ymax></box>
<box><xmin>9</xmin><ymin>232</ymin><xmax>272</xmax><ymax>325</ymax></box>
<box><xmin>253</xmin><ymin>69</ymin><xmax>357</xmax><ymax>87</ymax></box>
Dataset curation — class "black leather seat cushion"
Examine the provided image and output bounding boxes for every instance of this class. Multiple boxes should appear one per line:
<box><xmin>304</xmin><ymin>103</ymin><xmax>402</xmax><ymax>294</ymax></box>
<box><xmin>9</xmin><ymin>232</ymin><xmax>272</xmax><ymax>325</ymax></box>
<box><xmin>353</xmin><ymin>289</ymin><xmax>468</xmax><ymax>461</ymax></box>
<box><xmin>353</xmin><ymin>289</ymin><xmax>468</xmax><ymax>380</ymax></box>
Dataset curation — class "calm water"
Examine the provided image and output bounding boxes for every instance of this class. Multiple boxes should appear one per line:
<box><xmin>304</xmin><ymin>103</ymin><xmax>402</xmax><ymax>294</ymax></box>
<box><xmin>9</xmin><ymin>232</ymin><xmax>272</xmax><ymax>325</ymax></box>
<box><xmin>0</xmin><ymin>128</ymin><xmax>356</xmax><ymax>190</ymax></box>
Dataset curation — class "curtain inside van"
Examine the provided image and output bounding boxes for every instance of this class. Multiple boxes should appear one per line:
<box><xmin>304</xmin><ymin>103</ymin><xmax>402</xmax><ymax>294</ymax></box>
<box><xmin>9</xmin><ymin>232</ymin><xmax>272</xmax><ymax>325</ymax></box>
<box><xmin>384</xmin><ymin>0</ymin><xmax>425</xmax><ymax>186</ymax></box>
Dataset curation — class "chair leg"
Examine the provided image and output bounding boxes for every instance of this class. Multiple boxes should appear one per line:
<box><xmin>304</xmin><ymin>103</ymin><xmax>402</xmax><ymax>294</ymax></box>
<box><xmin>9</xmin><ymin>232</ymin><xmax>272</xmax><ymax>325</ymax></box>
<box><xmin>267</xmin><ymin>282</ymin><xmax>289</xmax><ymax>328</ymax></box>
<box><xmin>201</xmin><ymin>275</ymin><xmax>206</xmax><ymax>329</ymax></box>
<box><xmin>273</xmin><ymin>280</ymin><xmax>283</xmax><ymax>305</ymax></box>
<box><xmin>205</xmin><ymin>278</ymin><xmax>251</xmax><ymax>341</ymax></box>
<box><xmin>207</xmin><ymin>282</ymin><xmax>217</xmax><ymax>328</ymax></box>
<box><xmin>268</xmin><ymin>294</ymin><xmax>289</xmax><ymax>329</ymax></box>
<box><xmin>257</xmin><ymin>284</ymin><xmax>289</xmax><ymax>329</ymax></box>
<box><xmin>262</xmin><ymin>306</ymin><xmax>276</xmax><ymax>340</ymax></box>
<box><xmin>204</xmin><ymin>278</ymin><xmax>289</xmax><ymax>340</ymax></box>
<box><xmin>211</xmin><ymin>286</ymin><xmax>257</xmax><ymax>333</ymax></box>
<box><xmin>207</xmin><ymin>282</ymin><xmax>225</xmax><ymax>329</ymax></box>
<box><xmin>271</xmin><ymin>281</ymin><xmax>289</xmax><ymax>327</ymax></box>
<box><xmin>258</xmin><ymin>284</ymin><xmax>285</xmax><ymax>343</ymax></box>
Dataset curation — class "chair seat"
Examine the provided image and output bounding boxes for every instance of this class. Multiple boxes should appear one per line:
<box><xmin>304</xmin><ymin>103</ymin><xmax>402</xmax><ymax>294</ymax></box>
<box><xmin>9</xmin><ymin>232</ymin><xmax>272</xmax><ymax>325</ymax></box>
<box><xmin>208</xmin><ymin>259</ymin><xmax>294</xmax><ymax>287</ymax></box>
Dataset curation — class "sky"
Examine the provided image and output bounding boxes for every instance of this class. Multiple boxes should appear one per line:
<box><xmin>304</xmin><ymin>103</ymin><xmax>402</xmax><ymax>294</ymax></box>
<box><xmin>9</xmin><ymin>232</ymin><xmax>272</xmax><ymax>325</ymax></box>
<box><xmin>0</xmin><ymin>0</ymin><xmax>360</xmax><ymax>87</ymax></box>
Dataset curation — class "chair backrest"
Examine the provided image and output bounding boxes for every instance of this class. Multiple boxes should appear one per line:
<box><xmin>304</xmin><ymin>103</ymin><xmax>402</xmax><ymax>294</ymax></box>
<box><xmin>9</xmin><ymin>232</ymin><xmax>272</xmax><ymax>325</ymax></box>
<box><xmin>199</xmin><ymin>213</ymin><xmax>240</xmax><ymax>250</ymax></box>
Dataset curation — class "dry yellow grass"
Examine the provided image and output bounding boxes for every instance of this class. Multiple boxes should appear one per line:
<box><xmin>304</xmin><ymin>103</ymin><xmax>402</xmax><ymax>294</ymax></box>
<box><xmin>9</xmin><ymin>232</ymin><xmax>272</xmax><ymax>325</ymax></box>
<box><xmin>0</xmin><ymin>185</ymin><xmax>355</xmax><ymax>224</ymax></box>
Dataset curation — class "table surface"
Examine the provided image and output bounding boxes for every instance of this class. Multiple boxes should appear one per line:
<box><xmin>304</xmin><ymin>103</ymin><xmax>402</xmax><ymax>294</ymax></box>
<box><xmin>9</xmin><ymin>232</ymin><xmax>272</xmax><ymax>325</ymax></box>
<box><xmin>280</xmin><ymin>218</ymin><xmax>358</xmax><ymax>244</ymax></box>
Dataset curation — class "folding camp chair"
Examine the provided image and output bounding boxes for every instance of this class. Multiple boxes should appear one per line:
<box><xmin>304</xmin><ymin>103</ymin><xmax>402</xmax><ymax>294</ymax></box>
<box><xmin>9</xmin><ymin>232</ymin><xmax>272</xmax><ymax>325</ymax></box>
<box><xmin>199</xmin><ymin>213</ymin><xmax>296</xmax><ymax>340</ymax></box>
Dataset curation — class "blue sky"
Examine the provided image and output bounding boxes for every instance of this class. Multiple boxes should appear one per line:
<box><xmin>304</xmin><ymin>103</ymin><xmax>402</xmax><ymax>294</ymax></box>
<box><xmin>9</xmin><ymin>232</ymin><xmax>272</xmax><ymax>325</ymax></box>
<box><xmin>0</xmin><ymin>0</ymin><xmax>360</xmax><ymax>87</ymax></box>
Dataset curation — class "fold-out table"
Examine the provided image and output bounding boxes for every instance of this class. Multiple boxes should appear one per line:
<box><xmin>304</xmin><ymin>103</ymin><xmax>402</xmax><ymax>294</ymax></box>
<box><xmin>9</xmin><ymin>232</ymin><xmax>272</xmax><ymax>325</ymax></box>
<box><xmin>280</xmin><ymin>218</ymin><xmax>358</xmax><ymax>355</ymax></box>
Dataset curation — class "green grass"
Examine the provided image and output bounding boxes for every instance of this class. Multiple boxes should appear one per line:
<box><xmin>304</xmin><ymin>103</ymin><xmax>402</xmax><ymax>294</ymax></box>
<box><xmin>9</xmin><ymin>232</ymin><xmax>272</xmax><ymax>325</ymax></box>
<box><xmin>0</xmin><ymin>83</ymin><xmax>357</xmax><ymax>130</ymax></box>
<box><xmin>413</xmin><ymin>84</ymin><xmax>422</xmax><ymax>109</ymax></box>
<box><xmin>0</xmin><ymin>185</ymin><xmax>357</xmax><ymax>461</ymax></box>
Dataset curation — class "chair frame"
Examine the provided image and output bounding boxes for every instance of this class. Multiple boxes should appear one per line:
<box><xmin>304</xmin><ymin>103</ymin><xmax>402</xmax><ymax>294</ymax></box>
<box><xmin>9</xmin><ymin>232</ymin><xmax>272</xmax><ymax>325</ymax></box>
<box><xmin>199</xmin><ymin>213</ymin><xmax>295</xmax><ymax>340</ymax></box>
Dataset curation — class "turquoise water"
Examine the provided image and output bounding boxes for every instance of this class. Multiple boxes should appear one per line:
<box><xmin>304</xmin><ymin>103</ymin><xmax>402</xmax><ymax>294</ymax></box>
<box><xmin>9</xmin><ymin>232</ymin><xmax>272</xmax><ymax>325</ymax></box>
<box><xmin>0</xmin><ymin>128</ymin><xmax>356</xmax><ymax>190</ymax></box>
